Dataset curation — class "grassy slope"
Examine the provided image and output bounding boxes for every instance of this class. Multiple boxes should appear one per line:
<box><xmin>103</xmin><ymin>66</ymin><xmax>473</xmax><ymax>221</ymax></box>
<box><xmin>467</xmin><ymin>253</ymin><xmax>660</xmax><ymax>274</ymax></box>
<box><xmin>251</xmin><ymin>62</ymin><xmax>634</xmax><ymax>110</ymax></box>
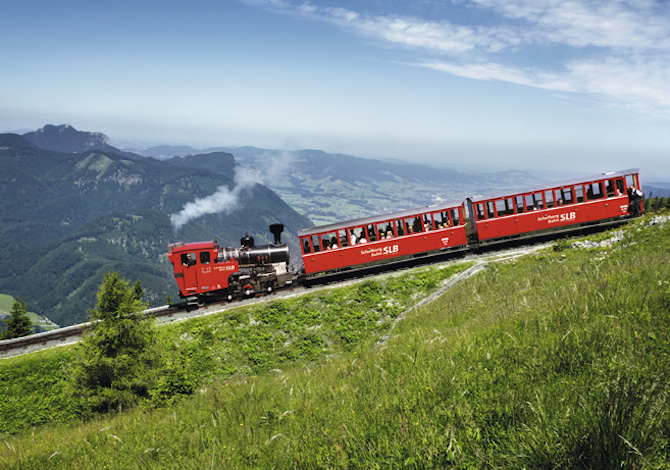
<box><xmin>0</xmin><ymin>263</ymin><xmax>468</xmax><ymax>432</ymax></box>
<box><xmin>1</xmin><ymin>217</ymin><xmax>669</xmax><ymax>468</ymax></box>
<box><xmin>0</xmin><ymin>294</ymin><xmax>58</xmax><ymax>330</ymax></box>
<box><xmin>0</xmin><ymin>294</ymin><xmax>14</xmax><ymax>314</ymax></box>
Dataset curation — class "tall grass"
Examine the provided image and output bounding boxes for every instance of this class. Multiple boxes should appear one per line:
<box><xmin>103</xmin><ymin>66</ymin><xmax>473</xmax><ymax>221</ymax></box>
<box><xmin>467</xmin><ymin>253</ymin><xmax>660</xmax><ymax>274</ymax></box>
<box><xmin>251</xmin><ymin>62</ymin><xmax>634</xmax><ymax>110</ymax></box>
<box><xmin>2</xmin><ymin>218</ymin><xmax>669</xmax><ymax>468</ymax></box>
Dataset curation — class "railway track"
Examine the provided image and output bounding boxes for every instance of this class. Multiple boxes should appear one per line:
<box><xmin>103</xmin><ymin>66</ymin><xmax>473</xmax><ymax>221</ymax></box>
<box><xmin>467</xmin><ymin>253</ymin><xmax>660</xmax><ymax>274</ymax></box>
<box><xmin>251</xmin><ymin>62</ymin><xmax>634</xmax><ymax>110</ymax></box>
<box><xmin>0</xmin><ymin>240</ymin><xmax>553</xmax><ymax>360</ymax></box>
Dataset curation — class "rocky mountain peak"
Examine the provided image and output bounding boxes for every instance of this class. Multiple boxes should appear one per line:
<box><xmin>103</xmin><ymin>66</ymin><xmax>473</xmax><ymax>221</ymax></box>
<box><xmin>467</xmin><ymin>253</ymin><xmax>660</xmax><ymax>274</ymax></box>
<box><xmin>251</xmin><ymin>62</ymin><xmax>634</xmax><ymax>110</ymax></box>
<box><xmin>24</xmin><ymin>124</ymin><xmax>113</xmax><ymax>154</ymax></box>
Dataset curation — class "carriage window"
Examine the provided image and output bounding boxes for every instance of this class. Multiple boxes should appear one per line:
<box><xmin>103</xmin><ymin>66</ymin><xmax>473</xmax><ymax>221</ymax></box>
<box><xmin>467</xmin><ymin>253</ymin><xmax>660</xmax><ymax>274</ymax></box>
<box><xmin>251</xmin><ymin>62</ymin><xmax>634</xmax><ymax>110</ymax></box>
<box><xmin>515</xmin><ymin>195</ymin><xmax>525</xmax><ymax>214</ymax></box>
<box><xmin>486</xmin><ymin>201</ymin><xmax>496</xmax><ymax>219</ymax></box>
<box><xmin>575</xmin><ymin>185</ymin><xmax>585</xmax><ymax>203</ymax></box>
<box><xmin>350</xmin><ymin>227</ymin><xmax>367</xmax><ymax>244</ymax></box>
<box><xmin>376</xmin><ymin>222</ymin><xmax>389</xmax><ymax>240</ymax></box>
<box><xmin>322</xmin><ymin>232</ymin><xmax>337</xmax><ymax>250</ymax></box>
<box><xmin>625</xmin><ymin>174</ymin><xmax>637</xmax><ymax>189</ymax></box>
<box><xmin>423</xmin><ymin>214</ymin><xmax>434</xmax><ymax>231</ymax></box>
<box><xmin>496</xmin><ymin>198</ymin><xmax>514</xmax><ymax>216</ymax></box>
<box><xmin>495</xmin><ymin>200</ymin><xmax>504</xmax><ymax>215</ymax></box>
<box><xmin>586</xmin><ymin>182</ymin><xmax>604</xmax><ymax>200</ymax></box>
<box><xmin>312</xmin><ymin>235</ymin><xmax>321</xmax><ymax>253</ymax></box>
<box><xmin>338</xmin><ymin>229</ymin><xmax>349</xmax><ymax>248</ymax></box>
<box><xmin>413</xmin><ymin>217</ymin><xmax>424</xmax><ymax>233</ymax></box>
<box><xmin>525</xmin><ymin>194</ymin><xmax>534</xmax><ymax>211</ymax></box>
<box><xmin>544</xmin><ymin>190</ymin><xmax>555</xmax><ymax>209</ymax></box>
<box><xmin>605</xmin><ymin>179</ymin><xmax>616</xmax><ymax>198</ymax></box>
<box><xmin>560</xmin><ymin>187</ymin><xmax>574</xmax><ymax>205</ymax></box>
<box><xmin>433</xmin><ymin>211</ymin><xmax>448</xmax><ymax>228</ymax></box>
<box><xmin>476</xmin><ymin>203</ymin><xmax>486</xmax><ymax>220</ymax></box>
<box><xmin>311</xmin><ymin>235</ymin><xmax>321</xmax><ymax>252</ymax></box>
<box><xmin>405</xmin><ymin>217</ymin><xmax>423</xmax><ymax>234</ymax></box>
<box><xmin>532</xmin><ymin>192</ymin><xmax>544</xmax><ymax>210</ymax></box>
<box><xmin>616</xmin><ymin>178</ymin><xmax>625</xmax><ymax>196</ymax></box>
<box><xmin>451</xmin><ymin>208</ymin><xmax>461</xmax><ymax>226</ymax></box>
<box><xmin>200</xmin><ymin>251</ymin><xmax>210</xmax><ymax>265</ymax></box>
<box><xmin>302</xmin><ymin>238</ymin><xmax>311</xmax><ymax>254</ymax></box>
<box><xmin>387</xmin><ymin>223</ymin><xmax>396</xmax><ymax>237</ymax></box>
<box><xmin>395</xmin><ymin>219</ymin><xmax>405</xmax><ymax>236</ymax></box>
<box><xmin>364</xmin><ymin>224</ymin><xmax>376</xmax><ymax>242</ymax></box>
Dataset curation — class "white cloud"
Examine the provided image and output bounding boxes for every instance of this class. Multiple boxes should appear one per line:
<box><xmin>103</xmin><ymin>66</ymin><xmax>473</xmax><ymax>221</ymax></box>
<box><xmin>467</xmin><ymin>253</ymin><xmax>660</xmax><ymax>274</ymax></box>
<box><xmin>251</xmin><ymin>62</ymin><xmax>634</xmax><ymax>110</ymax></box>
<box><xmin>244</xmin><ymin>0</ymin><xmax>670</xmax><ymax>117</ymax></box>
<box><xmin>471</xmin><ymin>0</ymin><xmax>670</xmax><ymax>50</ymax></box>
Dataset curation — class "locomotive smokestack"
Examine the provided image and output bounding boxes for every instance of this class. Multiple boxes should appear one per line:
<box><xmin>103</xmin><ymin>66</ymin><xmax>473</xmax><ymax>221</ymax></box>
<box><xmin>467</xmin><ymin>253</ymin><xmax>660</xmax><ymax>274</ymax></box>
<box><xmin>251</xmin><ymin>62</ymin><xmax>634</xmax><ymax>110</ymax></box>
<box><xmin>269</xmin><ymin>224</ymin><xmax>284</xmax><ymax>244</ymax></box>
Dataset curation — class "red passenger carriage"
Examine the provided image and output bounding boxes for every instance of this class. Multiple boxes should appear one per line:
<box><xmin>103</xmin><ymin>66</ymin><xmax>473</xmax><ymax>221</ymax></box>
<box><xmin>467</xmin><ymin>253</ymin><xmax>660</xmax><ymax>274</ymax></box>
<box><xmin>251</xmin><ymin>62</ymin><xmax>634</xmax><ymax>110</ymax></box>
<box><xmin>465</xmin><ymin>168</ymin><xmax>643</xmax><ymax>244</ymax></box>
<box><xmin>299</xmin><ymin>202</ymin><xmax>468</xmax><ymax>276</ymax></box>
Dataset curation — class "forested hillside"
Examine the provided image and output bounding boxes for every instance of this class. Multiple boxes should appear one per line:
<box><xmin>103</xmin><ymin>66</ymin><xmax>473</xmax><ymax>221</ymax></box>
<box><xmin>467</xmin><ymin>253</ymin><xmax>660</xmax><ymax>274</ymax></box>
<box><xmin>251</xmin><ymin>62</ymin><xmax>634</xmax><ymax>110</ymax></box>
<box><xmin>0</xmin><ymin>127</ymin><xmax>312</xmax><ymax>326</ymax></box>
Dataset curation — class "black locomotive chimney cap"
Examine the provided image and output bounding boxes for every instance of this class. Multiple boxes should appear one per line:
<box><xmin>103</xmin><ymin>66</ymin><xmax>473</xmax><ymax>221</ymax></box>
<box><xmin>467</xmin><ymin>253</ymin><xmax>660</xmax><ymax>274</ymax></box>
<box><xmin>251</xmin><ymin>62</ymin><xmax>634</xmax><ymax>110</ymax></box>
<box><xmin>269</xmin><ymin>223</ymin><xmax>284</xmax><ymax>244</ymax></box>
<box><xmin>241</xmin><ymin>232</ymin><xmax>255</xmax><ymax>248</ymax></box>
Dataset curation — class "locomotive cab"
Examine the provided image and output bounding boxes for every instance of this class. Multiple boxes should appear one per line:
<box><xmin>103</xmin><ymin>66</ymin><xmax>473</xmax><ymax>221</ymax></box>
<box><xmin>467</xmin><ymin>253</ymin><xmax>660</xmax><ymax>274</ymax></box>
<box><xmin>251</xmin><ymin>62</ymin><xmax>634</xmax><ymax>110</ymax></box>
<box><xmin>168</xmin><ymin>240</ymin><xmax>239</xmax><ymax>305</ymax></box>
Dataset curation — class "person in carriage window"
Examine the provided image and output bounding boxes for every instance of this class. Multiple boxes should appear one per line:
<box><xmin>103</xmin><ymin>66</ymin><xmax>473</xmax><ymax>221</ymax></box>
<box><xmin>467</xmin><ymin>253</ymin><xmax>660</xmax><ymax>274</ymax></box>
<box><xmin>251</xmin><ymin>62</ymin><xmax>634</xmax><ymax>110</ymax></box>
<box><xmin>182</xmin><ymin>253</ymin><xmax>196</xmax><ymax>267</ymax></box>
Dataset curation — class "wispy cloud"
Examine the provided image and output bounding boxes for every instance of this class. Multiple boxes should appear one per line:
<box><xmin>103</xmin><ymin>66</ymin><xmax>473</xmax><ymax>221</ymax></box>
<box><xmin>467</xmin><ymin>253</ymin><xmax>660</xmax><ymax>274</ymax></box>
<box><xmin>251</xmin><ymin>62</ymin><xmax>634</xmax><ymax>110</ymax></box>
<box><xmin>243</xmin><ymin>0</ymin><xmax>670</xmax><ymax>117</ymax></box>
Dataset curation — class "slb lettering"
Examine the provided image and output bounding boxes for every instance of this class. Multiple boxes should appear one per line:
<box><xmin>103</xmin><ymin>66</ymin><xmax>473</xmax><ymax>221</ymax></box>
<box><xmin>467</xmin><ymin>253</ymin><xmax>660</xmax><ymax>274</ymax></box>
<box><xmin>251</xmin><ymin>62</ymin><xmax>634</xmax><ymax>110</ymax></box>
<box><xmin>383</xmin><ymin>245</ymin><xmax>399</xmax><ymax>255</ymax></box>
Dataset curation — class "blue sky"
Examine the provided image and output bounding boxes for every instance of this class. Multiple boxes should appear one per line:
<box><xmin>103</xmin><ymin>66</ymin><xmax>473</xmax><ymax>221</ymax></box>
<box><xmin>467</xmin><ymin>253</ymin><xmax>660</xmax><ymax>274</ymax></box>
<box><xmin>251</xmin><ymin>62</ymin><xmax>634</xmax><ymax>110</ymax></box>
<box><xmin>1</xmin><ymin>0</ymin><xmax>669</xmax><ymax>179</ymax></box>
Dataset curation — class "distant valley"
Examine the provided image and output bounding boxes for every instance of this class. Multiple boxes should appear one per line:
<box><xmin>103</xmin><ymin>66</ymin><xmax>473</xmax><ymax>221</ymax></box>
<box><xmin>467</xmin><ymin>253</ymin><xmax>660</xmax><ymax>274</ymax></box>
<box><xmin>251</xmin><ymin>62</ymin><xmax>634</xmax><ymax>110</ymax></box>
<box><xmin>141</xmin><ymin>145</ymin><xmax>553</xmax><ymax>226</ymax></box>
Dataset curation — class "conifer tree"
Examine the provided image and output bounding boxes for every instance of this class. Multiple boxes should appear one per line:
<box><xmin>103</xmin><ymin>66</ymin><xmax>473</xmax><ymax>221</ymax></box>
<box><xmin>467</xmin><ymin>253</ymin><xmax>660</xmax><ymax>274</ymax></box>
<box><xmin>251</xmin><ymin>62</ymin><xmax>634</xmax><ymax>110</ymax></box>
<box><xmin>69</xmin><ymin>271</ymin><xmax>157</xmax><ymax>413</ymax></box>
<box><xmin>2</xmin><ymin>299</ymin><xmax>32</xmax><ymax>339</ymax></box>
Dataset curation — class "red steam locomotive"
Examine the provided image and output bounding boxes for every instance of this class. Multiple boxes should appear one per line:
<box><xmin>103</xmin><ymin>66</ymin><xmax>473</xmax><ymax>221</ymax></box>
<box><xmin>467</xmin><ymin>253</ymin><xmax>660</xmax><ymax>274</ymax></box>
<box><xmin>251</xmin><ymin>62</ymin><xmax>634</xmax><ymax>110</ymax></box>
<box><xmin>168</xmin><ymin>168</ymin><xmax>643</xmax><ymax>303</ymax></box>
<box><xmin>168</xmin><ymin>224</ymin><xmax>292</xmax><ymax>305</ymax></box>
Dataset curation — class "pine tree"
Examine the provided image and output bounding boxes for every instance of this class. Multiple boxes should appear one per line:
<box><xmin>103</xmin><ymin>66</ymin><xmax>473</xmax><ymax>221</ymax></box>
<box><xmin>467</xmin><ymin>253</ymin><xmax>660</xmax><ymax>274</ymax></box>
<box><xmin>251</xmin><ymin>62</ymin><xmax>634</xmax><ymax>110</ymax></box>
<box><xmin>2</xmin><ymin>299</ymin><xmax>32</xmax><ymax>339</ymax></box>
<box><xmin>132</xmin><ymin>279</ymin><xmax>144</xmax><ymax>302</ymax></box>
<box><xmin>69</xmin><ymin>271</ymin><xmax>157</xmax><ymax>413</ymax></box>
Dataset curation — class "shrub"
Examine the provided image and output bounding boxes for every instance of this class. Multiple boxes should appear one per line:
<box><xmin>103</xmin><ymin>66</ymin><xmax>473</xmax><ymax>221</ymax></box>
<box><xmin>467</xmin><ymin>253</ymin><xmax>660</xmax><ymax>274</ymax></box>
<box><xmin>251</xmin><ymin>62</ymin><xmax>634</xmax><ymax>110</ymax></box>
<box><xmin>67</xmin><ymin>272</ymin><xmax>158</xmax><ymax>413</ymax></box>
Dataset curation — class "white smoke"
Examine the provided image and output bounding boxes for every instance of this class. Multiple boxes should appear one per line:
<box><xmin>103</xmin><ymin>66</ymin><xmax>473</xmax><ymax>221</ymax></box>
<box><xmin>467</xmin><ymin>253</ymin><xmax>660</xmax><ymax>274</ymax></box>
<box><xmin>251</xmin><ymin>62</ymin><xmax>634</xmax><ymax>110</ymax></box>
<box><xmin>262</xmin><ymin>150</ymin><xmax>296</xmax><ymax>187</ymax></box>
<box><xmin>170</xmin><ymin>166</ymin><xmax>263</xmax><ymax>230</ymax></box>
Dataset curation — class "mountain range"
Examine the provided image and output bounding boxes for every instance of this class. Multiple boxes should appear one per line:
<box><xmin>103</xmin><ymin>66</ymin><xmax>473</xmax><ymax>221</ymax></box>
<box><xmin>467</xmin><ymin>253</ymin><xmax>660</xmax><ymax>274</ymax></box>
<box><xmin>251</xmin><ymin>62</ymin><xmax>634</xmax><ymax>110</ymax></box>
<box><xmin>140</xmin><ymin>145</ymin><xmax>546</xmax><ymax>226</ymax></box>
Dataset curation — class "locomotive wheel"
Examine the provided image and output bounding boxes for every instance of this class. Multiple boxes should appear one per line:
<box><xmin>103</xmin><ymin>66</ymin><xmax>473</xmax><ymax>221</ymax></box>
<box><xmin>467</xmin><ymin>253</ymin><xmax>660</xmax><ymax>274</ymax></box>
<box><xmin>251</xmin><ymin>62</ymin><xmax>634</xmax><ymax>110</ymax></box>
<box><xmin>197</xmin><ymin>295</ymin><xmax>205</xmax><ymax>307</ymax></box>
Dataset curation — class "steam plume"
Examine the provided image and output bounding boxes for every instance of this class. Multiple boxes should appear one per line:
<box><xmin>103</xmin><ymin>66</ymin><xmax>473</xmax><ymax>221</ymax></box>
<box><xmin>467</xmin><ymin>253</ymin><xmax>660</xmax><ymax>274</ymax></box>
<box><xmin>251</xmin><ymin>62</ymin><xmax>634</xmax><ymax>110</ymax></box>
<box><xmin>170</xmin><ymin>166</ymin><xmax>262</xmax><ymax>230</ymax></box>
